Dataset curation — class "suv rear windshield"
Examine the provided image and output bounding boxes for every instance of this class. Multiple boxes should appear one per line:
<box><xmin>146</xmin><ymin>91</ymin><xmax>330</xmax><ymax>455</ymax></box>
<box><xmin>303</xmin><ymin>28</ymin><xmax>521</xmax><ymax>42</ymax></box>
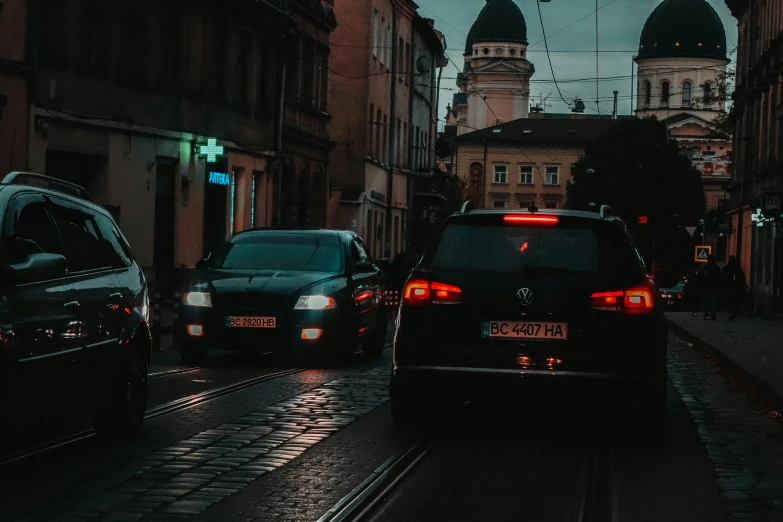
<box><xmin>427</xmin><ymin>220</ymin><xmax>644</xmax><ymax>281</ymax></box>
<box><xmin>211</xmin><ymin>234</ymin><xmax>343</xmax><ymax>272</ymax></box>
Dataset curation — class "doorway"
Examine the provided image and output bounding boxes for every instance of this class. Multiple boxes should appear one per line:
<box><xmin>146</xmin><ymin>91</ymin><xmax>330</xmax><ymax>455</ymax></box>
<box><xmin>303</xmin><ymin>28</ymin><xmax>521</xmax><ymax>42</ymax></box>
<box><xmin>154</xmin><ymin>159</ymin><xmax>176</xmax><ymax>281</ymax></box>
<box><xmin>203</xmin><ymin>158</ymin><xmax>229</xmax><ymax>258</ymax></box>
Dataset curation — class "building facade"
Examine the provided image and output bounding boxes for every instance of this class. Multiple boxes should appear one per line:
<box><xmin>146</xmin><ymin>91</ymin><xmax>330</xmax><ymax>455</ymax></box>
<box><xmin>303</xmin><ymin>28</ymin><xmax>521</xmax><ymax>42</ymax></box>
<box><xmin>279</xmin><ymin>0</ymin><xmax>337</xmax><ymax>229</ymax></box>
<box><xmin>636</xmin><ymin>0</ymin><xmax>734</xmax><ymax>262</ymax></box>
<box><xmin>725</xmin><ymin>0</ymin><xmax>783</xmax><ymax>313</ymax></box>
<box><xmin>453</xmin><ymin>118</ymin><xmax>622</xmax><ymax>210</ymax></box>
<box><xmin>0</xmin><ymin>0</ymin><xmax>29</xmax><ymax>174</ymax></box>
<box><xmin>451</xmin><ymin>0</ymin><xmax>534</xmax><ymax>135</ymax></box>
<box><xmin>23</xmin><ymin>0</ymin><xmax>294</xmax><ymax>289</ymax></box>
<box><xmin>328</xmin><ymin>0</ymin><xmax>444</xmax><ymax>259</ymax></box>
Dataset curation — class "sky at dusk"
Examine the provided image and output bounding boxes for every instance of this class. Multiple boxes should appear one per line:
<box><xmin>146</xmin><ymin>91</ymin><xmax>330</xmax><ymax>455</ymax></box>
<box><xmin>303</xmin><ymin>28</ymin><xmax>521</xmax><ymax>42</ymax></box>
<box><xmin>411</xmin><ymin>0</ymin><xmax>738</xmax><ymax>128</ymax></box>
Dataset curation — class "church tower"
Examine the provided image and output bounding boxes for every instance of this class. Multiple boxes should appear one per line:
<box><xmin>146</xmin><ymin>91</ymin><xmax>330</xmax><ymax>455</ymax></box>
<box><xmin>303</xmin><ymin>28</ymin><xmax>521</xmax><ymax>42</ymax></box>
<box><xmin>635</xmin><ymin>0</ymin><xmax>729</xmax><ymax>122</ymax></box>
<box><xmin>452</xmin><ymin>0</ymin><xmax>534</xmax><ymax>135</ymax></box>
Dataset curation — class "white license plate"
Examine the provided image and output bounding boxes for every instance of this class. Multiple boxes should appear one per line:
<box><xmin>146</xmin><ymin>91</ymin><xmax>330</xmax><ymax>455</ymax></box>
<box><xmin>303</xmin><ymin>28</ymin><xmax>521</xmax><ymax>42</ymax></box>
<box><xmin>482</xmin><ymin>321</ymin><xmax>567</xmax><ymax>340</ymax></box>
<box><xmin>225</xmin><ymin>316</ymin><xmax>277</xmax><ymax>328</ymax></box>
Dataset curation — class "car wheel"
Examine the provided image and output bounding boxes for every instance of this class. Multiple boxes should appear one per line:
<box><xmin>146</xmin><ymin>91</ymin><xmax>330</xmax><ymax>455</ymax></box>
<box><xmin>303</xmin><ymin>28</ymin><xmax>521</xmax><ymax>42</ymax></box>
<box><xmin>180</xmin><ymin>343</ymin><xmax>208</xmax><ymax>365</ymax></box>
<box><xmin>362</xmin><ymin>315</ymin><xmax>388</xmax><ymax>357</ymax></box>
<box><xmin>390</xmin><ymin>374</ymin><xmax>423</xmax><ymax>424</ymax></box>
<box><xmin>93</xmin><ymin>342</ymin><xmax>149</xmax><ymax>439</ymax></box>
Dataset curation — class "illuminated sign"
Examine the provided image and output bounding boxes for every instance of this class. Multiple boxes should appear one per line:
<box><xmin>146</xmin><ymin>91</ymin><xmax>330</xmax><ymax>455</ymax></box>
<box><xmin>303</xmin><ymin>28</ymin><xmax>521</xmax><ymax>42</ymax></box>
<box><xmin>695</xmin><ymin>245</ymin><xmax>711</xmax><ymax>263</ymax></box>
<box><xmin>208</xmin><ymin>171</ymin><xmax>230</xmax><ymax>186</ymax></box>
<box><xmin>199</xmin><ymin>138</ymin><xmax>224</xmax><ymax>162</ymax></box>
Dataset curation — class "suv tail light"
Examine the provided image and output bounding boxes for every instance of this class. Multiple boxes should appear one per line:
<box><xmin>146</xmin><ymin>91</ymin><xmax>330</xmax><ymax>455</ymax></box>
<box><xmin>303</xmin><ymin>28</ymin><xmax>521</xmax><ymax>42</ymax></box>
<box><xmin>403</xmin><ymin>280</ymin><xmax>463</xmax><ymax>305</ymax></box>
<box><xmin>503</xmin><ymin>215</ymin><xmax>559</xmax><ymax>225</ymax></box>
<box><xmin>590</xmin><ymin>286</ymin><xmax>655</xmax><ymax>314</ymax></box>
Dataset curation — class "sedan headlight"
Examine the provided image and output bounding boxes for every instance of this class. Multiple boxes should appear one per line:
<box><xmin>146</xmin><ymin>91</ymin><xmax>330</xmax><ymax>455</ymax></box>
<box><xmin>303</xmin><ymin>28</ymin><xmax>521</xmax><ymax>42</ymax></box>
<box><xmin>184</xmin><ymin>291</ymin><xmax>213</xmax><ymax>308</ymax></box>
<box><xmin>294</xmin><ymin>295</ymin><xmax>337</xmax><ymax>310</ymax></box>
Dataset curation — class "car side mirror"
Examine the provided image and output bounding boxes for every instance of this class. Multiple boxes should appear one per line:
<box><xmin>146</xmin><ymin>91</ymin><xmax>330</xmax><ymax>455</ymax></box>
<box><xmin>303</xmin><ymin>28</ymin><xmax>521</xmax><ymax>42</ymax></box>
<box><xmin>353</xmin><ymin>261</ymin><xmax>375</xmax><ymax>274</ymax></box>
<box><xmin>11</xmin><ymin>253</ymin><xmax>67</xmax><ymax>285</ymax></box>
<box><xmin>196</xmin><ymin>256</ymin><xmax>210</xmax><ymax>269</ymax></box>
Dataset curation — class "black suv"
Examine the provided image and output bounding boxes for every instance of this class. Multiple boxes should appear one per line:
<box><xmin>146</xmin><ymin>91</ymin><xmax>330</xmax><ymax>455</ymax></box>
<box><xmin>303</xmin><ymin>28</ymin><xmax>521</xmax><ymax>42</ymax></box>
<box><xmin>391</xmin><ymin>206</ymin><xmax>667</xmax><ymax>428</ymax></box>
<box><xmin>0</xmin><ymin>172</ymin><xmax>150</xmax><ymax>438</ymax></box>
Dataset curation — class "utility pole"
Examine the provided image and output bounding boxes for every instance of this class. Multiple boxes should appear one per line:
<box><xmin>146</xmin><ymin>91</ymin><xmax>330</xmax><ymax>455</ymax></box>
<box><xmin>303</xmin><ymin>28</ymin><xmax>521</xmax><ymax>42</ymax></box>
<box><xmin>385</xmin><ymin>1</ymin><xmax>398</xmax><ymax>255</ymax></box>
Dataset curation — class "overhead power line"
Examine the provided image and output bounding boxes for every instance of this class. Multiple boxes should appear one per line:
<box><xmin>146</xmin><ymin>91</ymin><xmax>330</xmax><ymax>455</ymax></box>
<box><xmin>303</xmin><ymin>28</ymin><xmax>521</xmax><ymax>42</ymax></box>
<box><xmin>536</xmin><ymin>0</ymin><xmax>571</xmax><ymax>108</ymax></box>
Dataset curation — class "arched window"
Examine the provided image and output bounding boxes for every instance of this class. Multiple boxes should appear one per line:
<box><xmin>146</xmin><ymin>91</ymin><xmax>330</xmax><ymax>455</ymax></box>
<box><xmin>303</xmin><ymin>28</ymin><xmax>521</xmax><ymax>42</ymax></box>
<box><xmin>470</xmin><ymin>162</ymin><xmax>483</xmax><ymax>185</ymax></box>
<box><xmin>682</xmin><ymin>81</ymin><xmax>692</xmax><ymax>106</ymax></box>
<box><xmin>643</xmin><ymin>81</ymin><xmax>651</xmax><ymax>106</ymax></box>
<box><xmin>703</xmin><ymin>81</ymin><xmax>713</xmax><ymax>105</ymax></box>
<box><xmin>661</xmin><ymin>81</ymin><xmax>670</xmax><ymax>106</ymax></box>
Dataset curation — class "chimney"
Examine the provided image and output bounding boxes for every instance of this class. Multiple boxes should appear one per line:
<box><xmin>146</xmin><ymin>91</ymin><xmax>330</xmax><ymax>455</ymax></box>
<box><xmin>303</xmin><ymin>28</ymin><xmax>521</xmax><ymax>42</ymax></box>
<box><xmin>612</xmin><ymin>91</ymin><xmax>618</xmax><ymax>119</ymax></box>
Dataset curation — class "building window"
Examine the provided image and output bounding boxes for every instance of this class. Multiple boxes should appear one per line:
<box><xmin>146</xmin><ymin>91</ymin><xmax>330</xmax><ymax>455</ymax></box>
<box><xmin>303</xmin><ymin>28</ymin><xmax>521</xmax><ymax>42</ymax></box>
<box><xmin>286</xmin><ymin>38</ymin><xmax>301</xmax><ymax>100</ymax></box>
<box><xmin>544</xmin><ymin>201</ymin><xmax>558</xmax><ymax>209</ymax></box>
<box><xmin>403</xmin><ymin>122</ymin><xmax>408</xmax><ymax>167</ymax></box>
<box><xmin>76</xmin><ymin>0</ymin><xmax>109</xmax><ymax>75</ymax></box>
<box><xmin>372</xmin><ymin>10</ymin><xmax>379</xmax><ymax>58</ymax></box>
<box><xmin>682</xmin><ymin>81</ymin><xmax>692</xmax><ymax>106</ymax></box>
<box><xmin>369</xmin><ymin>104</ymin><xmax>375</xmax><ymax>157</ymax></box>
<box><xmin>303</xmin><ymin>39</ymin><xmax>316</xmax><ymax>105</ymax></box>
<box><xmin>39</xmin><ymin>0</ymin><xmax>66</xmax><ymax>67</ymax></box>
<box><xmin>119</xmin><ymin>2</ymin><xmax>146</xmax><ymax>84</ymax></box>
<box><xmin>376</xmin><ymin>110</ymin><xmax>382</xmax><ymax>160</ymax></box>
<box><xmin>396</xmin><ymin>119</ymin><xmax>402</xmax><ymax>166</ymax></box>
<box><xmin>493</xmin><ymin>165</ymin><xmax>508</xmax><ymax>184</ymax></box>
<box><xmin>470</xmin><ymin>162</ymin><xmax>483</xmax><ymax>185</ymax></box>
<box><xmin>318</xmin><ymin>49</ymin><xmax>329</xmax><ymax>110</ymax></box>
<box><xmin>256</xmin><ymin>40</ymin><xmax>270</xmax><ymax>113</ymax></box>
<box><xmin>493</xmin><ymin>200</ymin><xmax>506</xmax><ymax>208</ymax></box>
<box><xmin>644</xmin><ymin>80</ymin><xmax>651</xmax><ymax>106</ymax></box>
<box><xmin>250</xmin><ymin>172</ymin><xmax>257</xmax><ymax>228</ymax></box>
<box><xmin>380</xmin><ymin>17</ymin><xmax>386</xmax><ymax>65</ymax></box>
<box><xmin>383</xmin><ymin>114</ymin><xmax>388</xmax><ymax>164</ymax></box>
<box><xmin>519</xmin><ymin>166</ymin><xmax>533</xmax><ymax>185</ymax></box>
<box><xmin>661</xmin><ymin>81</ymin><xmax>670</xmax><ymax>106</ymax></box>
<box><xmin>237</xmin><ymin>31</ymin><xmax>252</xmax><ymax>109</ymax></box>
<box><xmin>703</xmin><ymin>81</ymin><xmax>713</xmax><ymax>105</ymax></box>
<box><xmin>159</xmin><ymin>1</ymin><xmax>180</xmax><ymax>87</ymax></box>
<box><xmin>213</xmin><ymin>19</ymin><xmax>229</xmax><ymax>102</ymax></box>
<box><xmin>545</xmin><ymin>166</ymin><xmax>559</xmax><ymax>185</ymax></box>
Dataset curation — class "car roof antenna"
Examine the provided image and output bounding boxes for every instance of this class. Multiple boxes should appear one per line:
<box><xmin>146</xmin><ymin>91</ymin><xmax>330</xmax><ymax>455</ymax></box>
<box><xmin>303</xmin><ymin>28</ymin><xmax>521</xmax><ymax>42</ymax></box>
<box><xmin>528</xmin><ymin>203</ymin><xmax>539</xmax><ymax>213</ymax></box>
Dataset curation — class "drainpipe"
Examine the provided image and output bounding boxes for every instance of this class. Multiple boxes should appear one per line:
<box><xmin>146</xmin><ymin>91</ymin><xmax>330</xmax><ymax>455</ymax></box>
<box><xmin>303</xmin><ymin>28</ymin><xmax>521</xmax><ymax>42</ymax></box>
<box><xmin>273</xmin><ymin>43</ymin><xmax>287</xmax><ymax>227</ymax></box>
<box><xmin>482</xmin><ymin>139</ymin><xmax>488</xmax><ymax>208</ymax></box>
<box><xmin>385</xmin><ymin>1</ymin><xmax>398</xmax><ymax>254</ymax></box>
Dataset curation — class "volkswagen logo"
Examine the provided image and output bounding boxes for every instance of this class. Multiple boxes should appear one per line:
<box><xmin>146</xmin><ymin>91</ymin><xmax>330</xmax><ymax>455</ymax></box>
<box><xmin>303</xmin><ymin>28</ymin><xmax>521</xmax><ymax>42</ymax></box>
<box><xmin>517</xmin><ymin>288</ymin><xmax>534</xmax><ymax>306</ymax></box>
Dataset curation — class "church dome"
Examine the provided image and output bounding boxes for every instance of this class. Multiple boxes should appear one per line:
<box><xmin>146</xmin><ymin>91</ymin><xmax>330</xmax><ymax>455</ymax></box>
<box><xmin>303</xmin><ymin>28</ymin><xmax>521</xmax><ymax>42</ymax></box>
<box><xmin>464</xmin><ymin>0</ymin><xmax>528</xmax><ymax>54</ymax></box>
<box><xmin>638</xmin><ymin>0</ymin><xmax>727</xmax><ymax>60</ymax></box>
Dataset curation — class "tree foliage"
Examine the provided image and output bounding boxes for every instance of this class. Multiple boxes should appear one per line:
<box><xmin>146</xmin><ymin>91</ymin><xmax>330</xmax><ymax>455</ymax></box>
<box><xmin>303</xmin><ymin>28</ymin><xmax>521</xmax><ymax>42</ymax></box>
<box><xmin>566</xmin><ymin>117</ymin><xmax>706</xmax><ymax>220</ymax></box>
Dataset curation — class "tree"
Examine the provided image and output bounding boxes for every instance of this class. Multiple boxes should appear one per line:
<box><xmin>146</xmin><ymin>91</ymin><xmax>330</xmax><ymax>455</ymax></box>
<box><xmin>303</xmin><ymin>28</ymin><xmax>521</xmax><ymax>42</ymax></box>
<box><xmin>566</xmin><ymin>117</ymin><xmax>706</xmax><ymax>264</ymax></box>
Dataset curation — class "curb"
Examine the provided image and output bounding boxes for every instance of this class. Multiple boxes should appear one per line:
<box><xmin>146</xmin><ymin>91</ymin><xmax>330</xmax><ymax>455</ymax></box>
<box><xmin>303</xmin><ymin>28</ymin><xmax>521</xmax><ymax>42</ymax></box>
<box><xmin>666</xmin><ymin>318</ymin><xmax>783</xmax><ymax>415</ymax></box>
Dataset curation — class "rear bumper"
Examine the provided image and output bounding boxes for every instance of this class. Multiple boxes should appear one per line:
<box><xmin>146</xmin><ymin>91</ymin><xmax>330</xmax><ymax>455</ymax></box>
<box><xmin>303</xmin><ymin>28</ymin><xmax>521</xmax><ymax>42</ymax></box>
<box><xmin>392</xmin><ymin>364</ymin><xmax>664</xmax><ymax>406</ymax></box>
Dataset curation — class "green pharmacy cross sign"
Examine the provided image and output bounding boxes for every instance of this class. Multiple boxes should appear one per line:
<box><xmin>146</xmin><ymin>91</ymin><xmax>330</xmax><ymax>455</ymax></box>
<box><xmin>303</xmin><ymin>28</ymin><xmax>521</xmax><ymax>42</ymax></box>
<box><xmin>198</xmin><ymin>138</ymin><xmax>224</xmax><ymax>162</ymax></box>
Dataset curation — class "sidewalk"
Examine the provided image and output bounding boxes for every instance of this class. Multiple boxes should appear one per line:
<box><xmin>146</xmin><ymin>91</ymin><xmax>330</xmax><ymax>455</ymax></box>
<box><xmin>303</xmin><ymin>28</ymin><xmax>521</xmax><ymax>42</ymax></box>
<box><xmin>666</xmin><ymin>311</ymin><xmax>783</xmax><ymax>401</ymax></box>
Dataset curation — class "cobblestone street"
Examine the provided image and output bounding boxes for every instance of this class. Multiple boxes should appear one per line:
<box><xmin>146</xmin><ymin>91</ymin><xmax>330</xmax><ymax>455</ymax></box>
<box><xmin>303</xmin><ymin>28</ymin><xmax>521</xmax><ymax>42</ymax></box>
<box><xmin>1</xmin><ymin>324</ymin><xmax>781</xmax><ymax>522</ymax></box>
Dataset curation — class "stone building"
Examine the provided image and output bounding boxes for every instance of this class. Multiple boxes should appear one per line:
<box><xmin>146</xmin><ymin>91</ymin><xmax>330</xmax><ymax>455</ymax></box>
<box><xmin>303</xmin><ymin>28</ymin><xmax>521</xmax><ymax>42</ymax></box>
<box><xmin>328</xmin><ymin>0</ymin><xmax>445</xmax><ymax>259</ymax></box>
<box><xmin>725</xmin><ymin>0</ymin><xmax>783</xmax><ymax>313</ymax></box>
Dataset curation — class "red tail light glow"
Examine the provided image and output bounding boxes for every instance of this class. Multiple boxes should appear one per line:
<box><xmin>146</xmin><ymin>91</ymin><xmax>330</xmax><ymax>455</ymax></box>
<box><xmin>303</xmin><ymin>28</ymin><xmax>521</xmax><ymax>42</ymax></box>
<box><xmin>403</xmin><ymin>280</ymin><xmax>462</xmax><ymax>305</ymax></box>
<box><xmin>503</xmin><ymin>215</ymin><xmax>559</xmax><ymax>225</ymax></box>
<box><xmin>590</xmin><ymin>286</ymin><xmax>655</xmax><ymax>314</ymax></box>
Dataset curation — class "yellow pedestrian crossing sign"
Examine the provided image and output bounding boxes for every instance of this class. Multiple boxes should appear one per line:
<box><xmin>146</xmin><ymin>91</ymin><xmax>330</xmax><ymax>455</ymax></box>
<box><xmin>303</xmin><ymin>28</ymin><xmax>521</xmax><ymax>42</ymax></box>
<box><xmin>695</xmin><ymin>245</ymin><xmax>711</xmax><ymax>262</ymax></box>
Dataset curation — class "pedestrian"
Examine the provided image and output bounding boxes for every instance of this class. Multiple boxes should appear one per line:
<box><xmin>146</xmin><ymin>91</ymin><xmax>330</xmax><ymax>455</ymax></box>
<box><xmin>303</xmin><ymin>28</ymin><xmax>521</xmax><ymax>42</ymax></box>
<box><xmin>721</xmin><ymin>255</ymin><xmax>747</xmax><ymax>320</ymax></box>
<box><xmin>699</xmin><ymin>254</ymin><xmax>721</xmax><ymax>320</ymax></box>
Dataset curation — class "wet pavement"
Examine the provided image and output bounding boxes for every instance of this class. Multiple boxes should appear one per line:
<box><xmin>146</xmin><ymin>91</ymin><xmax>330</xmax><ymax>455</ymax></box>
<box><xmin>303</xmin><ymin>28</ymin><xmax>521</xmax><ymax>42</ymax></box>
<box><xmin>2</xmin><ymin>328</ymin><xmax>783</xmax><ymax>522</ymax></box>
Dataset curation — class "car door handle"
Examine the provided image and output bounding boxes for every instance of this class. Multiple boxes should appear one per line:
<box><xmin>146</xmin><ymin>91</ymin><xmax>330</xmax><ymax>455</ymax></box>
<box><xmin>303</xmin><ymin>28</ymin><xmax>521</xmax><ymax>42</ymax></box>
<box><xmin>64</xmin><ymin>301</ymin><xmax>80</xmax><ymax>308</ymax></box>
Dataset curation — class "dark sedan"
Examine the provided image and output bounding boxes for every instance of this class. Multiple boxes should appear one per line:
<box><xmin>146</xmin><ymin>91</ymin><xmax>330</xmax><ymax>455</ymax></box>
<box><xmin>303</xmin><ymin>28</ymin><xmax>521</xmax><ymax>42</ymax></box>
<box><xmin>176</xmin><ymin>229</ymin><xmax>387</xmax><ymax>365</ymax></box>
<box><xmin>659</xmin><ymin>282</ymin><xmax>686</xmax><ymax>309</ymax></box>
